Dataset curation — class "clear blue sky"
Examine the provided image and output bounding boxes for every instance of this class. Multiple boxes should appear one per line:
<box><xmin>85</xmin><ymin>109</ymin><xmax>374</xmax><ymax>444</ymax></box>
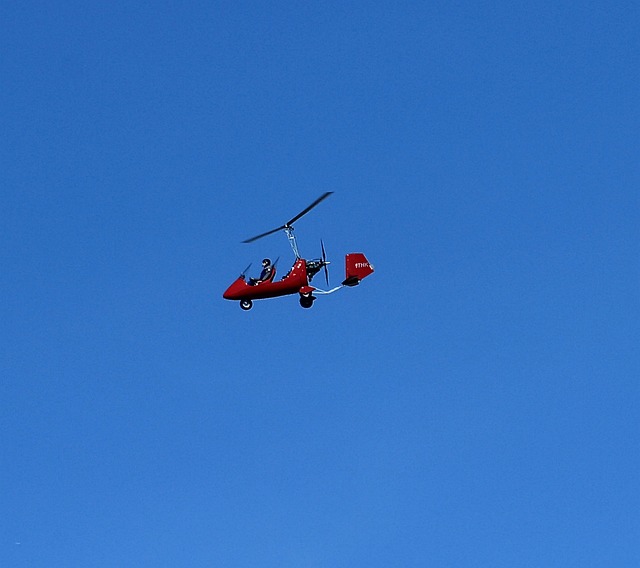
<box><xmin>2</xmin><ymin>2</ymin><xmax>638</xmax><ymax>566</ymax></box>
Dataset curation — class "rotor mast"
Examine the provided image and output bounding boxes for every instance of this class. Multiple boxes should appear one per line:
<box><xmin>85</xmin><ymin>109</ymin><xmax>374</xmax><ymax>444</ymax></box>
<box><xmin>284</xmin><ymin>226</ymin><xmax>300</xmax><ymax>258</ymax></box>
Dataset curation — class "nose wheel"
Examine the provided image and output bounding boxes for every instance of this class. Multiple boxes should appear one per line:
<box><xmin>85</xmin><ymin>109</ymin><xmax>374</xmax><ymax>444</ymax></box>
<box><xmin>240</xmin><ymin>299</ymin><xmax>253</xmax><ymax>310</ymax></box>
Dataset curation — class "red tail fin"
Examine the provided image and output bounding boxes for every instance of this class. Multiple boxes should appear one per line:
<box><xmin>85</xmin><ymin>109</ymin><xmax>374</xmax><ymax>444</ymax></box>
<box><xmin>342</xmin><ymin>253</ymin><xmax>374</xmax><ymax>286</ymax></box>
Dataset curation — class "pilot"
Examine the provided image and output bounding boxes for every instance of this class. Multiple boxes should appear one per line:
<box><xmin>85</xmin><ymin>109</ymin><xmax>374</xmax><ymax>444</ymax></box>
<box><xmin>249</xmin><ymin>258</ymin><xmax>274</xmax><ymax>285</ymax></box>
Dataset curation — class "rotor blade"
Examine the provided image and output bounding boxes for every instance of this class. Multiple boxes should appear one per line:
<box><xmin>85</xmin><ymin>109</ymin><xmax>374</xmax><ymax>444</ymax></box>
<box><xmin>285</xmin><ymin>192</ymin><xmax>333</xmax><ymax>227</ymax></box>
<box><xmin>242</xmin><ymin>225</ymin><xmax>286</xmax><ymax>243</ymax></box>
<box><xmin>242</xmin><ymin>192</ymin><xmax>332</xmax><ymax>243</ymax></box>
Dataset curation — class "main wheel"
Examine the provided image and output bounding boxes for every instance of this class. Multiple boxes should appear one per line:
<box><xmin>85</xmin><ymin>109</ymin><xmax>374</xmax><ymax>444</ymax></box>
<box><xmin>240</xmin><ymin>299</ymin><xmax>253</xmax><ymax>310</ymax></box>
<box><xmin>299</xmin><ymin>297</ymin><xmax>314</xmax><ymax>309</ymax></box>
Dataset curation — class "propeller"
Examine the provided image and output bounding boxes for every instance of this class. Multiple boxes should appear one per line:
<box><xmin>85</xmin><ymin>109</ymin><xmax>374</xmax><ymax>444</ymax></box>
<box><xmin>321</xmin><ymin>239</ymin><xmax>330</xmax><ymax>286</ymax></box>
<box><xmin>242</xmin><ymin>192</ymin><xmax>333</xmax><ymax>243</ymax></box>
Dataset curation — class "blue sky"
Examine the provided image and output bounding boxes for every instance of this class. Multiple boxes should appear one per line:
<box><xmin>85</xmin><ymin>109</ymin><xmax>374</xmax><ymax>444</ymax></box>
<box><xmin>1</xmin><ymin>2</ymin><xmax>638</xmax><ymax>566</ymax></box>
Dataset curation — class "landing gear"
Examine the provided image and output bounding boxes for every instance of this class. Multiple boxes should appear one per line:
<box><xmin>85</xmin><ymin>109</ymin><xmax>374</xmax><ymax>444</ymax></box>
<box><xmin>299</xmin><ymin>296</ymin><xmax>314</xmax><ymax>309</ymax></box>
<box><xmin>240</xmin><ymin>299</ymin><xmax>253</xmax><ymax>310</ymax></box>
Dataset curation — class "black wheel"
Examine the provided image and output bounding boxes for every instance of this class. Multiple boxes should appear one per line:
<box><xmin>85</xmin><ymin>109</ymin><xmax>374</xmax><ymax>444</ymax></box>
<box><xmin>299</xmin><ymin>296</ymin><xmax>314</xmax><ymax>309</ymax></box>
<box><xmin>240</xmin><ymin>299</ymin><xmax>253</xmax><ymax>310</ymax></box>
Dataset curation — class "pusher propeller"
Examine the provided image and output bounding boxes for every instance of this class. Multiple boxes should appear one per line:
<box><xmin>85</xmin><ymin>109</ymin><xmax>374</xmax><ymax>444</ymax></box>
<box><xmin>321</xmin><ymin>239</ymin><xmax>330</xmax><ymax>286</ymax></box>
<box><xmin>306</xmin><ymin>240</ymin><xmax>330</xmax><ymax>285</ymax></box>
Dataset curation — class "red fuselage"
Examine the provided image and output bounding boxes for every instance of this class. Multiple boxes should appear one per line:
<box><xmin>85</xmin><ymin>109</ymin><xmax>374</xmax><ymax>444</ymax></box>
<box><xmin>223</xmin><ymin>259</ymin><xmax>312</xmax><ymax>301</ymax></box>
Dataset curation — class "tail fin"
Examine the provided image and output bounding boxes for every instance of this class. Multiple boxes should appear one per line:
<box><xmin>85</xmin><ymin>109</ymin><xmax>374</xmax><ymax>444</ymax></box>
<box><xmin>342</xmin><ymin>253</ymin><xmax>374</xmax><ymax>286</ymax></box>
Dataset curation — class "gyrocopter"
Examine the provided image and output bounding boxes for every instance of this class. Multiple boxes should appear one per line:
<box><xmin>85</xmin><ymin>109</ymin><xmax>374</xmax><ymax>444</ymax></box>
<box><xmin>223</xmin><ymin>192</ymin><xmax>374</xmax><ymax>310</ymax></box>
